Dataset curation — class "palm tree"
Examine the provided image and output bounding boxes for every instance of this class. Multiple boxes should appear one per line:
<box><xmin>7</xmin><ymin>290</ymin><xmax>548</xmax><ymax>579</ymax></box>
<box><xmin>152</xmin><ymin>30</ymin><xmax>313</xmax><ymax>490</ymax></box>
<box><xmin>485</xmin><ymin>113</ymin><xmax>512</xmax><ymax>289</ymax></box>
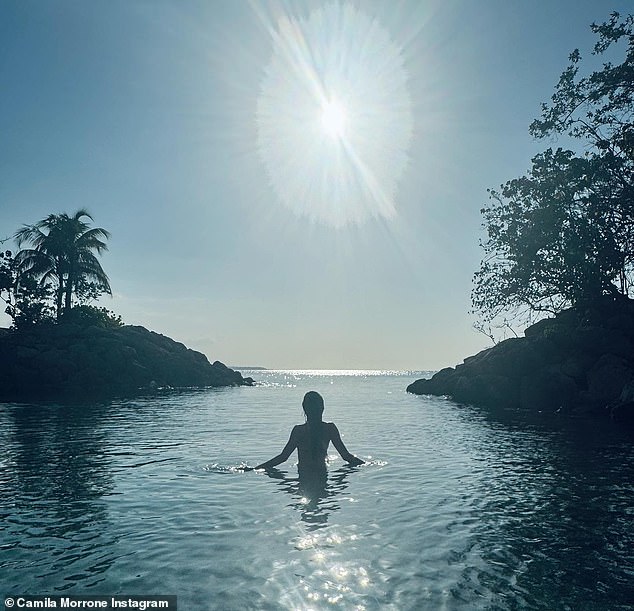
<box><xmin>14</xmin><ymin>209</ymin><xmax>111</xmax><ymax>320</ymax></box>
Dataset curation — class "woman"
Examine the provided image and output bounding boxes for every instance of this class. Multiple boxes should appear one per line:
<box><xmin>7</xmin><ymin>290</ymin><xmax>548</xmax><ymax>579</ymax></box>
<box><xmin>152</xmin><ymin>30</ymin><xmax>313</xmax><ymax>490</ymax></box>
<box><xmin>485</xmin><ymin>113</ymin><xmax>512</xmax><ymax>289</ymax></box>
<box><xmin>247</xmin><ymin>391</ymin><xmax>364</xmax><ymax>471</ymax></box>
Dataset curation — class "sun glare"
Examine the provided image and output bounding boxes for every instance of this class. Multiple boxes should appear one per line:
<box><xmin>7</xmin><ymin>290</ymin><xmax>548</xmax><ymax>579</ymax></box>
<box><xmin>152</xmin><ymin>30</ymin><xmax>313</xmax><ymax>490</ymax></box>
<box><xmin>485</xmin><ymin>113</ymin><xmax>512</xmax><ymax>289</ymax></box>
<box><xmin>321</xmin><ymin>99</ymin><xmax>347</xmax><ymax>139</ymax></box>
<box><xmin>255</xmin><ymin>3</ymin><xmax>413</xmax><ymax>227</ymax></box>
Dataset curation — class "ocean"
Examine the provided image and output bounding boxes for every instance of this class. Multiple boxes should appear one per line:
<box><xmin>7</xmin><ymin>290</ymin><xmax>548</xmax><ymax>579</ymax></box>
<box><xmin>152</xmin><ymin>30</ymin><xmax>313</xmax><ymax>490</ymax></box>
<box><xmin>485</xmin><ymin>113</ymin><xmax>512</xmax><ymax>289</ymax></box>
<box><xmin>1</xmin><ymin>370</ymin><xmax>633</xmax><ymax>609</ymax></box>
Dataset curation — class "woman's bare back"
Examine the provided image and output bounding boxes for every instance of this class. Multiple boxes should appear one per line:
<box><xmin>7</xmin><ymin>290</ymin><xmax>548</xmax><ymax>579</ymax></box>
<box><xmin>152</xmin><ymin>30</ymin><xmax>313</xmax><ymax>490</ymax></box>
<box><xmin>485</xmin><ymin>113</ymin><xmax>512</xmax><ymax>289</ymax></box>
<box><xmin>294</xmin><ymin>422</ymin><xmax>332</xmax><ymax>466</ymax></box>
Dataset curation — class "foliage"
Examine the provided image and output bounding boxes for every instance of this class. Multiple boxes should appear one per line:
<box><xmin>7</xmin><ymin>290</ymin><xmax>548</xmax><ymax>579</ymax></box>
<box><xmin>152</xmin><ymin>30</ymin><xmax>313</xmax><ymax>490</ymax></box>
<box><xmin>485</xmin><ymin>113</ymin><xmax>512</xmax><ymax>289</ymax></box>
<box><xmin>0</xmin><ymin>249</ymin><xmax>15</xmax><ymax>322</ymax></box>
<box><xmin>10</xmin><ymin>274</ymin><xmax>56</xmax><ymax>329</ymax></box>
<box><xmin>473</xmin><ymin>12</ymin><xmax>634</xmax><ymax>327</ymax></box>
<box><xmin>74</xmin><ymin>279</ymin><xmax>109</xmax><ymax>305</ymax></box>
<box><xmin>14</xmin><ymin>209</ymin><xmax>112</xmax><ymax>320</ymax></box>
<box><xmin>60</xmin><ymin>305</ymin><xmax>124</xmax><ymax>329</ymax></box>
<box><xmin>0</xmin><ymin>248</ymin><xmax>55</xmax><ymax>329</ymax></box>
<box><xmin>0</xmin><ymin>249</ymin><xmax>13</xmax><ymax>298</ymax></box>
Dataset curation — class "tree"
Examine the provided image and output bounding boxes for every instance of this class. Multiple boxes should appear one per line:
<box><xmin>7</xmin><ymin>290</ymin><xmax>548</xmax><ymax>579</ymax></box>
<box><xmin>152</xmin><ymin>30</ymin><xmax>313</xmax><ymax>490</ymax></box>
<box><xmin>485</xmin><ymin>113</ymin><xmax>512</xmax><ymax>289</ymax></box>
<box><xmin>0</xmin><ymin>247</ymin><xmax>55</xmax><ymax>328</ymax></box>
<box><xmin>0</xmin><ymin>248</ymin><xmax>15</xmax><ymax>317</ymax></box>
<box><xmin>14</xmin><ymin>209</ymin><xmax>112</xmax><ymax>320</ymax></box>
<box><xmin>473</xmin><ymin>12</ymin><xmax>634</xmax><ymax>328</ymax></box>
<box><xmin>61</xmin><ymin>304</ymin><xmax>123</xmax><ymax>329</ymax></box>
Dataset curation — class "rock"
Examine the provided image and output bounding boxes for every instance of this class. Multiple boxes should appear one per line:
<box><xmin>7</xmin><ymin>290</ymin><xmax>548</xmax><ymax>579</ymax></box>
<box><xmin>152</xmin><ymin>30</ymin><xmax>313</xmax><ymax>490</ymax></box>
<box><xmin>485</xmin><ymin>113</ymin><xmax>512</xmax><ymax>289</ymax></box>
<box><xmin>406</xmin><ymin>367</ymin><xmax>456</xmax><ymax>395</ymax></box>
<box><xmin>611</xmin><ymin>401</ymin><xmax>634</xmax><ymax>424</ymax></box>
<box><xmin>618</xmin><ymin>379</ymin><xmax>634</xmax><ymax>403</ymax></box>
<box><xmin>406</xmin><ymin>377</ymin><xmax>434</xmax><ymax>395</ymax></box>
<box><xmin>560</xmin><ymin>354</ymin><xmax>596</xmax><ymax>381</ymax></box>
<box><xmin>587</xmin><ymin>354</ymin><xmax>633</xmax><ymax>406</ymax></box>
<box><xmin>407</xmin><ymin>296</ymin><xmax>634</xmax><ymax>424</ymax></box>
<box><xmin>0</xmin><ymin>323</ymin><xmax>254</xmax><ymax>400</ymax></box>
<box><xmin>453</xmin><ymin>374</ymin><xmax>518</xmax><ymax>407</ymax></box>
<box><xmin>524</xmin><ymin>318</ymin><xmax>557</xmax><ymax>338</ymax></box>
<box><xmin>519</xmin><ymin>368</ymin><xmax>578</xmax><ymax>412</ymax></box>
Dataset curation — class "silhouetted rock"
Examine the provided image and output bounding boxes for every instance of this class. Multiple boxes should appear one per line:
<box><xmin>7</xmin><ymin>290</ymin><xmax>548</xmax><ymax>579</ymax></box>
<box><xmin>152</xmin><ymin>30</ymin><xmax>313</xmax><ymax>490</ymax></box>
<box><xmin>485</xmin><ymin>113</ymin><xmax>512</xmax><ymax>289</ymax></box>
<box><xmin>0</xmin><ymin>323</ymin><xmax>253</xmax><ymax>400</ymax></box>
<box><xmin>407</xmin><ymin>296</ymin><xmax>634</xmax><ymax>424</ymax></box>
<box><xmin>519</xmin><ymin>368</ymin><xmax>578</xmax><ymax>412</ymax></box>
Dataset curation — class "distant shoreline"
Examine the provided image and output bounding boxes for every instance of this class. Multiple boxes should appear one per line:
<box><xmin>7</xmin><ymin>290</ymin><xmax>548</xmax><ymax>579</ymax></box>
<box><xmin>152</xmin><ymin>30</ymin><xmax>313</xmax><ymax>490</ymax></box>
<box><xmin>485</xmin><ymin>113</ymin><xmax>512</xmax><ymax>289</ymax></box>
<box><xmin>232</xmin><ymin>368</ymin><xmax>430</xmax><ymax>374</ymax></box>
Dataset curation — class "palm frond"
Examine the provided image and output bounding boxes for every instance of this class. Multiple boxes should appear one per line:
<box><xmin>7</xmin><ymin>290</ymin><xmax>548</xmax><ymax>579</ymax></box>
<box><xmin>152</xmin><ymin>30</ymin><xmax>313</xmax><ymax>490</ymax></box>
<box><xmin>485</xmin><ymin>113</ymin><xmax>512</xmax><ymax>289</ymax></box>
<box><xmin>75</xmin><ymin>227</ymin><xmax>111</xmax><ymax>252</ymax></box>
<box><xmin>72</xmin><ymin>208</ymin><xmax>94</xmax><ymax>223</ymax></box>
<box><xmin>14</xmin><ymin>225</ymin><xmax>47</xmax><ymax>249</ymax></box>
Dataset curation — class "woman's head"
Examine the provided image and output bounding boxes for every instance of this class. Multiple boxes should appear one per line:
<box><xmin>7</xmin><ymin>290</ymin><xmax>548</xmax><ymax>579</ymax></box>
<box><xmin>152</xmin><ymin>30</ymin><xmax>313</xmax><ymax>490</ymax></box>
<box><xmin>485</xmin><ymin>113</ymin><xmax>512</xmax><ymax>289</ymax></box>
<box><xmin>302</xmin><ymin>391</ymin><xmax>324</xmax><ymax>423</ymax></box>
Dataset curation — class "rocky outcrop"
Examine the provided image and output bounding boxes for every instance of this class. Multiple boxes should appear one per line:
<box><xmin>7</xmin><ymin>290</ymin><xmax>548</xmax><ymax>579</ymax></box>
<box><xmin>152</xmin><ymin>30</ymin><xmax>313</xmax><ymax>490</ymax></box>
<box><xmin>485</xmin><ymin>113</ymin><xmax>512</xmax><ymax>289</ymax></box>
<box><xmin>407</xmin><ymin>297</ymin><xmax>634</xmax><ymax>423</ymax></box>
<box><xmin>0</xmin><ymin>323</ymin><xmax>254</xmax><ymax>400</ymax></box>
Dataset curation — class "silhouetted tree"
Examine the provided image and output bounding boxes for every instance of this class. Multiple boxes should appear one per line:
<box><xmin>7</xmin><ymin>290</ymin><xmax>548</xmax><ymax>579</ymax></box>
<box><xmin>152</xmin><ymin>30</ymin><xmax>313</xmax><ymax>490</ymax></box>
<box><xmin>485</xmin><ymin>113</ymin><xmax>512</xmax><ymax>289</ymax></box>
<box><xmin>14</xmin><ymin>209</ymin><xmax>111</xmax><ymax>320</ymax></box>
<box><xmin>473</xmin><ymin>12</ymin><xmax>634</xmax><ymax>326</ymax></box>
<box><xmin>61</xmin><ymin>304</ymin><xmax>123</xmax><ymax>328</ymax></box>
<box><xmin>0</xmin><ymin>247</ymin><xmax>55</xmax><ymax>328</ymax></box>
<box><xmin>0</xmin><ymin>248</ymin><xmax>14</xmax><ymax>315</ymax></box>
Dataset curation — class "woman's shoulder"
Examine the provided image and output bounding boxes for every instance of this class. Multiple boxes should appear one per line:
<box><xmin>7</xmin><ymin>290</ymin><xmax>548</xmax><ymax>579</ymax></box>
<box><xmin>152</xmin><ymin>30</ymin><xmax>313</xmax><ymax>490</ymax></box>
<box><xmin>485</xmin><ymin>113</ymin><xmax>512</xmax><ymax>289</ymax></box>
<box><xmin>295</xmin><ymin>422</ymin><xmax>336</xmax><ymax>432</ymax></box>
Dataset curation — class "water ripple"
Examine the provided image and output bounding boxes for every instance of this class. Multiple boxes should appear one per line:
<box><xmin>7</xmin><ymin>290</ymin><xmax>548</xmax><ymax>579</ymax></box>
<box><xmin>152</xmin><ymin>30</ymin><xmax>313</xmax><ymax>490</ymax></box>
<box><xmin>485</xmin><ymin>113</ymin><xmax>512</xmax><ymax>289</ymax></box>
<box><xmin>0</xmin><ymin>372</ymin><xmax>632</xmax><ymax>609</ymax></box>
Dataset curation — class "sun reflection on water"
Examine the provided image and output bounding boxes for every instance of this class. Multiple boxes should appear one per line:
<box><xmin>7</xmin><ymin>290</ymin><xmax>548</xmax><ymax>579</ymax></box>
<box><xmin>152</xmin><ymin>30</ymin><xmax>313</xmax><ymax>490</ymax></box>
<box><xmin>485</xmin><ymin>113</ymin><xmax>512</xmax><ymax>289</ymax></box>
<box><xmin>285</xmin><ymin>527</ymin><xmax>375</xmax><ymax>609</ymax></box>
<box><xmin>256</xmin><ymin>450</ymin><xmax>388</xmax><ymax>607</ymax></box>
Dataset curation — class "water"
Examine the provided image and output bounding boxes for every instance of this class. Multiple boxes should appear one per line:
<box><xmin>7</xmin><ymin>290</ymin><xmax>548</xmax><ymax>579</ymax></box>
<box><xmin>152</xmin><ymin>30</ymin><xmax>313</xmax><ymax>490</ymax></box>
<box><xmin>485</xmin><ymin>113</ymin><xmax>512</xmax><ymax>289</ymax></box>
<box><xmin>1</xmin><ymin>370</ymin><xmax>633</xmax><ymax>610</ymax></box>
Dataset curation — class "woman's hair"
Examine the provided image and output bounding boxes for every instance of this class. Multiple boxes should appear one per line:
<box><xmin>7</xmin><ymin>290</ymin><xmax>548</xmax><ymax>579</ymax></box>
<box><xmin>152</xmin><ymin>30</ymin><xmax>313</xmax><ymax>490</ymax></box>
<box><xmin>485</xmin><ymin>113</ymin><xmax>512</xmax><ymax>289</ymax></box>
<box><xmin>302</xmin><ymin>391</ymin><xmax>325</xmax><ymax>460</ymax></box>
<box><xmin>302</xmin><ymin>391</ymin><xmax>324</xmax><ymax>424</ymax></box>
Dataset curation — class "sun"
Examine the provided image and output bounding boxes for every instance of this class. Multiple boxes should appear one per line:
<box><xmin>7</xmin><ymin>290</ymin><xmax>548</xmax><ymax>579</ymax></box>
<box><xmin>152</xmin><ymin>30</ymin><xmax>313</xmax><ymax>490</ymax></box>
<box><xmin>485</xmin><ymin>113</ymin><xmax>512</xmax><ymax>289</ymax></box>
<box><xmin>321</xmin><ymin>99</ymin><xmax>347</xmax><ymax>139</ymax></box>
<box><xmin>256</xmin><ymin>3</ymin><xmax>413</xmax><ymax>227</ymax></box>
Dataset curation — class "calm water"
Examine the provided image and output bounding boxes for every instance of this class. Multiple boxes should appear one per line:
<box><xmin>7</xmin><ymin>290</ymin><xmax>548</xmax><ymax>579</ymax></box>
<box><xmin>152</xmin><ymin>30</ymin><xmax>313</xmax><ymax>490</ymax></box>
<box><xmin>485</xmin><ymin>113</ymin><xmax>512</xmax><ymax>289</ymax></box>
<box><xmin>1</xmin><ymin>370</ymin><xmax>633</xmax><ymax>610</ymax></box>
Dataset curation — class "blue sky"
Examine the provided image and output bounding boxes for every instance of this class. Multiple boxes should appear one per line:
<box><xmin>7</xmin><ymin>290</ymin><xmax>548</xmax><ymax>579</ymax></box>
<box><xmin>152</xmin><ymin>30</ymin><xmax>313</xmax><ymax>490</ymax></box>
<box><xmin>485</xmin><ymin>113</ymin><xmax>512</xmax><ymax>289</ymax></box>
<box><xmin>1</xmin><ymin>1</ymin><xmax>630</xmax><ymax>369</ymax></box>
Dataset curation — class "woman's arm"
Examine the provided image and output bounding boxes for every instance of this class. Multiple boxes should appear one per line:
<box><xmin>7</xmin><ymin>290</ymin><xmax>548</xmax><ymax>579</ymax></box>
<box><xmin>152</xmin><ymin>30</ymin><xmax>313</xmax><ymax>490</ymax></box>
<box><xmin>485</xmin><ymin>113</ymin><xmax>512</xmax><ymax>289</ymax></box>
<box><xmin>329</xmin><ymin>423</ymin><xmax>364</xmax><ymax>465</ymax></box>
<box><xmin>251</xmin><ymin>426</ymin><xmax>299</xmax><ymax>470</ymax></box>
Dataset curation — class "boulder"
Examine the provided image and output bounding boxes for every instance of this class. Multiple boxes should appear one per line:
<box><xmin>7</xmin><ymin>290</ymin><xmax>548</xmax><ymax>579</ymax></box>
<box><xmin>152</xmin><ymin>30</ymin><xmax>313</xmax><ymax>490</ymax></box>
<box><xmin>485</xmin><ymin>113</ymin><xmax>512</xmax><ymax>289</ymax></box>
<box><xmin>406</xmin><ymin>367</ymin><xmax>456</xmax><ymax>395</ymax></box>
<box><xmin>586</xmin><ymin>354</ymin><xmax>633</xmax><ymax>406</ymax></box>
<box><xmin>611</xmin><ymin>401</ymin><xmax>634</xmax><ymax>424</ymax></box>
<box><xmin>453</xmin><ymin>374</ymin><xmax>518</xmax><ymax>407</ymax></box>
<box><xmin>524</xmin><ymin>317</ymin><xmax>557</xmax><ymax>338</ymax></box>
<box><xmin>519</xmin><ymin>368</ymin><xmax>578</xmax><ymax>412</ymax></box>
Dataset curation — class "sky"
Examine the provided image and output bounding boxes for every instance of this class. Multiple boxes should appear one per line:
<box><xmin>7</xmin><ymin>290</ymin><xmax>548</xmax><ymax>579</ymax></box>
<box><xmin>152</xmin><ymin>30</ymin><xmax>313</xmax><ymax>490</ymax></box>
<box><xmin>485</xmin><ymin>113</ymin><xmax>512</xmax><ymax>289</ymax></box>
<box><xmin>0</xmin><ymin>0</ymin><xmax>631</xmax><ymax>370</ymax></box>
